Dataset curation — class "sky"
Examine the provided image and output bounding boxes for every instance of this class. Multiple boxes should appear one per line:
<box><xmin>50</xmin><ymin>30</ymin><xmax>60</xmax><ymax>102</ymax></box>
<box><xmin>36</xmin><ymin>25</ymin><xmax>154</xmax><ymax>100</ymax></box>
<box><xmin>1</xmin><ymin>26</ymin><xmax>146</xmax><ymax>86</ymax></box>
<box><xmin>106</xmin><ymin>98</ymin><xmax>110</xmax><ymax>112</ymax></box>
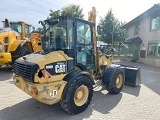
<box><xmin>0</xmin><ymin>0</ymin><xmax>160</xmax><ymax>28</ymax></box>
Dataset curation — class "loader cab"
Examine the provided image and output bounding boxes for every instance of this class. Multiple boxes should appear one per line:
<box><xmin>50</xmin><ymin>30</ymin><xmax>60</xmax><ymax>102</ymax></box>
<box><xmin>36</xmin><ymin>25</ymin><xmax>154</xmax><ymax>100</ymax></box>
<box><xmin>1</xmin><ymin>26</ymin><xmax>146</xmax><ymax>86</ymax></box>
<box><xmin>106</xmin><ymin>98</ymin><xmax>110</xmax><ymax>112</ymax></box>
<box><xmin>41</xmin><ymin>16</ymin><xmax>95</xmax><ymax>70</ymax></box>
<box><xmin>3</xmin><ymin>21</ymin><xmax>32</xmax><ymax>39</ymax></box>
<box><xmin>10</xmin><ymin>22</ymin><xmax>31</xmax><ymax>39</ymax></box>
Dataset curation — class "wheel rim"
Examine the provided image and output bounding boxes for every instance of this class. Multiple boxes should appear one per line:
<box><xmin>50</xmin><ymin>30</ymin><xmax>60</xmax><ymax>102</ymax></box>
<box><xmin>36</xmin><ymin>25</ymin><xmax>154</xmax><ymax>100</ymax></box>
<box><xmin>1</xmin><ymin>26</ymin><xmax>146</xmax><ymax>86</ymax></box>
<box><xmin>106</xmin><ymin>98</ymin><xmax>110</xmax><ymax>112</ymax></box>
<box><xmin>74</xmin><ymin>85</ymin><xmax>89</xmax><ymax>106</ymax></box>
<box><xmin>116</xmin><ymin>74</ymin><xmax>123</xmax><ymax>88</ymax></box>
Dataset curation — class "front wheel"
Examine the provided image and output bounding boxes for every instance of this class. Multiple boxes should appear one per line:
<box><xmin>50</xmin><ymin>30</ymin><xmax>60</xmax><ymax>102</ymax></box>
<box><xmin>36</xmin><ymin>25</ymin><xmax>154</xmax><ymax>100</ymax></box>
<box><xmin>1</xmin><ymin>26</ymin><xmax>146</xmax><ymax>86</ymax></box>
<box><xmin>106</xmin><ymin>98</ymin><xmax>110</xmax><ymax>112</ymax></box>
<box><xmin>103</xmin><ymin>67</ymin><xmax>125</xmax><ymax>94</ymax></box>
<box><xmin>60</xmin><ymin>75</ymin><xmax>93</xmax><ymax>114</ymax></box>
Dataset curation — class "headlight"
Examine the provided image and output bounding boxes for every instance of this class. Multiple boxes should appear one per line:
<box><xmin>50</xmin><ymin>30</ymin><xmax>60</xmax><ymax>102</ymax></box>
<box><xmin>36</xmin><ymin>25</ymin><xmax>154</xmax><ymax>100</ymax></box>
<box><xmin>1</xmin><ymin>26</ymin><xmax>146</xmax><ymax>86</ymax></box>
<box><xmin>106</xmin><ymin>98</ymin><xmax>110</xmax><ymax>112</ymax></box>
<box><xmin>0</xmin><ymin>42</ymin><xmax>2</xmax><ymax>52</ymax></box>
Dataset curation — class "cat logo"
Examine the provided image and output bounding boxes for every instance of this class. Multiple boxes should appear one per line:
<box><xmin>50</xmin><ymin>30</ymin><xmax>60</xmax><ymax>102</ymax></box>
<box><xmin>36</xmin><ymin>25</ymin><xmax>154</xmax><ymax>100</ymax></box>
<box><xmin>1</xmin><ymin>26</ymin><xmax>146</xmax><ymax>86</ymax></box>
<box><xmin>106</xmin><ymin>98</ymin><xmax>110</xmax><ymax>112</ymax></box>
<box><xmin>55</xmin><ymin>63</ymin><xmax>66</xmax><ymax>73</ymax></box>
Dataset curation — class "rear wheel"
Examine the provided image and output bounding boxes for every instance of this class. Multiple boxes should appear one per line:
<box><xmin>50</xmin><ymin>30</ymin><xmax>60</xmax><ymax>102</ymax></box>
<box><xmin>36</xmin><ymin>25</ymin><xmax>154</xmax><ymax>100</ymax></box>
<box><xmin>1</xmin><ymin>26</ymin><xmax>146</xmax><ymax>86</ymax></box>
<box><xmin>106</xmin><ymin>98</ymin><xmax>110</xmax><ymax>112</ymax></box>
<box><xmin>103</xmin><ymin>68</ymin><xmax>125</xmax><ymax>94</ymax></box>
<box><xmin>60</xmin><ymin>75</ymin><xmax>93</xmax><ymax>114</ymax></box>
<box><xmin>74</xmin><ymin>85</ymin><xmax>89</xmax><ymax>106</ymax></box>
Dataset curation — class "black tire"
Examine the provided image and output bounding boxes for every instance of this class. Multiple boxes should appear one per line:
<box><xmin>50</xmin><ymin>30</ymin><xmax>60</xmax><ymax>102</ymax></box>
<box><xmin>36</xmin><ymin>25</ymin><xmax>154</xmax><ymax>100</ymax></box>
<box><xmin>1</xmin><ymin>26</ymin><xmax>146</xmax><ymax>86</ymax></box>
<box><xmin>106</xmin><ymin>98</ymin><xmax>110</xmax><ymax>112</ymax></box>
<box><xmin>103</xmin><ymin>68</ymin><xmax>125</xmax><ymax>94</ymax></box>
<box><xmin>19</xmin><ymin>47</ymin><xmax>31</xmax><ymax>57</ymax></box>
<box><xmin>60</xmin><ymin>75</ymin><xmax>93</xmax><ymax>114</ymax></box>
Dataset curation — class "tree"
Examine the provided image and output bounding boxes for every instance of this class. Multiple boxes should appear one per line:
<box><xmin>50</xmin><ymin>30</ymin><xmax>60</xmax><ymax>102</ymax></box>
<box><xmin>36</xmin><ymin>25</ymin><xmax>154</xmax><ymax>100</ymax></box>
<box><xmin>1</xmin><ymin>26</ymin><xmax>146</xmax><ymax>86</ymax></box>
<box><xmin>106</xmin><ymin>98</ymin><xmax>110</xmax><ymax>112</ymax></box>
<box><xmin>99</xmin><ymin>9</ymin><xmax>126</xmax><ymax>45</ymax></box>
<box><xmin>99</xmin><ymin>9</ymin><xmax>126</xmax><ymax>55</ymax></box>
<box><xmin>48</xmin><ymin>4</ymin><xmax>84</xmax><ymax>19</ymax></box>
<box><xmin>48</xmin><ymin>10</ymin><xmax>61</xmax><ymax>19</ymax></box>
<box><xmin>99</xmin><ymin>9</ymin><xmax>115</xmax><ymax>44</ymax></box>
<box><xmin>36</xmin><ymin>27</ymin><xmax>43</xmax><ymax>33</ymax></box>
<box><xmin>115</xmin><ymin>22</ymin><xmax>126</xmax><ymax>55</ymax></box>
<box><xmin>61</xmin><ymin>4</ymin><xmax>84</xmax><ymax>18</ymax></box>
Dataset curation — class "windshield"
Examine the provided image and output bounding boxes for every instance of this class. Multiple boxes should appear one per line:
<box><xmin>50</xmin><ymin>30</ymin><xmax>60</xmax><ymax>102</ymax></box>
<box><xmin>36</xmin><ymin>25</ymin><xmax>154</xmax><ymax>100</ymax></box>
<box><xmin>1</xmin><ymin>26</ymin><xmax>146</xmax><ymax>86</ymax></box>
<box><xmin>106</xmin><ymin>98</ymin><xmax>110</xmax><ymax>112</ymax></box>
<box><xmin>10</xmin><ymin>23</ymin><xmax>22</xmax><ymax>33</ymax></box>
<box><xmin>45</xmin><ymin>19</ymin><xmax>73</xmax><ymax>51</ymax></box>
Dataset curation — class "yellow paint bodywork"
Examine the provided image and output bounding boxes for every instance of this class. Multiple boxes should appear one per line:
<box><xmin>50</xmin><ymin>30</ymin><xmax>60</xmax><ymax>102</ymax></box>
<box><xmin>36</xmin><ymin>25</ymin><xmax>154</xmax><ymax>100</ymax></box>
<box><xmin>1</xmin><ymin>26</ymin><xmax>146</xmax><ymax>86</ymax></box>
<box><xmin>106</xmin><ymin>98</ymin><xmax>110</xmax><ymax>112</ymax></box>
<box><xmin>19</xmin><ymin>51</ymin><xmax>73</xmax><ymax>83</ymax></box>
<box><xmin>97</xmin><ymin>51</ymin><xmax>112</xmax><ymax>67</ymax></box>
<box><xmin>9</xmin><ymin>39</ymin><xmax>22</xmax><ymax>51</ymax></box>
<box><xmin>0</xmin><ymin>31</ymin><xmax>20</xmax><ymax>64</ymax></box>
<box><xmin>0</xmin><ymin>22</ymin><xmax>41</xmax><ymax>65</ymax></box>
<box><xmin>30</xmin><ymin>32</ymin><xmax>42</xmax><ymax>52</ymax></box>
<box><xmin>13</xmin><ymin>51</ymin><xmax>73</xmax><ymax>105</ymax></box>
<box><xmin>0</xmin><ymin>31</ymin><xmax>25</xmax><ymax>65</ymax></box>
<box><xmin>0</xmin><ymin>53</ymin><xmax>12</xmax><ymax>65</ymax></box>
<box><xmin>13</xmin><ymin>75</ymin><xmax>67</xmax><ymax>105</ymax></box>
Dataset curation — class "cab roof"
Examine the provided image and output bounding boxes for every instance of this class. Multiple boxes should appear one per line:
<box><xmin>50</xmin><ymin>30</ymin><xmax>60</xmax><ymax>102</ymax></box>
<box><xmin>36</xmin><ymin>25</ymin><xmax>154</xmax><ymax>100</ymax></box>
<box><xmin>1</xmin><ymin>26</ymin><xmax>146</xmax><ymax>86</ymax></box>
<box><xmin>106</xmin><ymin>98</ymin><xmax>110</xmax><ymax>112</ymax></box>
<box><xmin>44</xmin><ymin>16</ymin><xmax>95</xmax><ymax>26</ymax></box>
<box><xmin>2</xmin><ymin>21</ymin><xmax>31</xmax><ymax>26</ymax></box>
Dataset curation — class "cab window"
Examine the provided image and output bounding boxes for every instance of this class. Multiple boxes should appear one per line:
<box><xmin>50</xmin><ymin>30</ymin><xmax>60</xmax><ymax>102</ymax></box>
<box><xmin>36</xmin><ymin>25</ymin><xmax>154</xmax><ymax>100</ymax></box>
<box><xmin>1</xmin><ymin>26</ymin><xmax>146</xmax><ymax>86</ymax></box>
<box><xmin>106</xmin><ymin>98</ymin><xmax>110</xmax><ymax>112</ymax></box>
<box><xmin>25</xmin><ymin>25</ymin><xmax>31</xmax><ymax>38</ymax></box>
<box><xmin>76</xmin><ymin>21</ymin><xmax>94</xmax><ymax>69</ymax></box>
<box><xmin>10</xmin><ymin>23</ymin><xmax>22</xmax><ymax>33</ymax></box>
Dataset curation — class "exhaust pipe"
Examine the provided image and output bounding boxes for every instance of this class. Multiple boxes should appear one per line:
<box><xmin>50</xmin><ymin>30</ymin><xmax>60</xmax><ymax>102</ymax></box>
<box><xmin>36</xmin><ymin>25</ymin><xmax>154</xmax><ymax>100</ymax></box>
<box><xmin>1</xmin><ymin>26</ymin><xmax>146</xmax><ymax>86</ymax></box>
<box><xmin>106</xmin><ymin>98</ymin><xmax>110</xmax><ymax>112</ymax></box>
<box><xmin>4</xmin><ymin>19</ymin><xmax>10</xmax><ymax>27</ymax></box>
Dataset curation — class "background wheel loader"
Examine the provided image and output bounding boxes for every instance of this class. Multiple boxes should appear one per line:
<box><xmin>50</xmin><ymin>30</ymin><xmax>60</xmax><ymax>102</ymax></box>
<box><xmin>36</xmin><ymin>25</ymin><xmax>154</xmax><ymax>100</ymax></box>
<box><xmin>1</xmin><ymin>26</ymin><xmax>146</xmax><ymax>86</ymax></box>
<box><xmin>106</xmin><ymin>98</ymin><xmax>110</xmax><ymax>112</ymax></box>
<box><xmin>0</xmin><ymin>19</ymin><xmax>41</xmax><ymax>67</ymax></box>
<box><xmin>13</xmin><ymin>7</ymin><xmax>141</xmax><ymax>114</ymax></box>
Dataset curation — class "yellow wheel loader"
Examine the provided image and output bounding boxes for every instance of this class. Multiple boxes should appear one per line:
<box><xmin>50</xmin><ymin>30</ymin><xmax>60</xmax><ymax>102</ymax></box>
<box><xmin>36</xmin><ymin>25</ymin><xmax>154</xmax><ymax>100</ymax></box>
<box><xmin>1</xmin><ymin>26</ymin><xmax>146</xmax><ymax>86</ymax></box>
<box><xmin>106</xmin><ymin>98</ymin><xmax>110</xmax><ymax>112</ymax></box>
<box><xmin>13</xmin><ymin>7</ymin><xmax>141</xmax><ymax>114</ymax></box>
<box><xmin>0</xmin><ymin>19</ymin><xmax>41</xmax><ymax>66</ymax></box>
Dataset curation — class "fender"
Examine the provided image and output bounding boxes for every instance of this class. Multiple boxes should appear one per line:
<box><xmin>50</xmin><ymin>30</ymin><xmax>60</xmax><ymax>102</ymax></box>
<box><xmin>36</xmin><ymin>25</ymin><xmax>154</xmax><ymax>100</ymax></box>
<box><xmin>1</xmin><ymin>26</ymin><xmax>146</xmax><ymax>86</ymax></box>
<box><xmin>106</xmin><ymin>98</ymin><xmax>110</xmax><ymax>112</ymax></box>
<box><xmin>9</xmin><ymin>39</ymin><xmax>33</xmax><ymax>52</ymax></box>
<box><xmin>63</xmin><ymin>70</ymin><xmax>95</xmax><ymax>85</ymax></box>
<box><xmin>9</xmin><ymin>39</ymin><xmax>34</xmax><ymax>62</ymax></box>
<box><xmin>62</xmin><ymin>70</ymin><xmax>95</xmax><ymax>99</ymax></box>
<box><xmin>20</xmin><ymin>39</ymin><xmax>34</xmax><ymax>52</ymax></box>
<box><xmin>75</xmin><ymin>63</ymin><xmax>87</xmax><ymax>71</ymax></box>
<box><xmin>8</xmin><ymin>38</ymin><xmax>22</xmax><ymax>52</ymax></box>
<box><xmin>102</xmin><ymin>64</ymin><xmax>124</xmax><ymax>86</ymax></box>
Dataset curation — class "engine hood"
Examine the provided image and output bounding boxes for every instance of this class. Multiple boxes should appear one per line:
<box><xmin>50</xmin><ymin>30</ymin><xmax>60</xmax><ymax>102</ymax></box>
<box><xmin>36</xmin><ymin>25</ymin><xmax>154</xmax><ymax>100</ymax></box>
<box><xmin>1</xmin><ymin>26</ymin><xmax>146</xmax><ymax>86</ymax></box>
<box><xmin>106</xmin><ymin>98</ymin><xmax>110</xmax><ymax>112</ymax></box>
<box><xmin>19</xmin><ymin>51</ymin><xmax>73</xmax><ymax>69</ymax></box>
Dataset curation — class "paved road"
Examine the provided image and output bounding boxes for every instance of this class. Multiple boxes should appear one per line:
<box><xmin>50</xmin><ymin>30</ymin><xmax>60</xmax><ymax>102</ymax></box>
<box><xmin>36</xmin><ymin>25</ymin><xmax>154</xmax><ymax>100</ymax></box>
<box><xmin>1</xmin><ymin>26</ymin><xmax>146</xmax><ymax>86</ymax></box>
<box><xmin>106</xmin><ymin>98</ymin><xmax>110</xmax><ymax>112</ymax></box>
<box><xmin>0</xmin><ymin>60</ymin><xmax>160</xmax><ymax>120</ymax></box>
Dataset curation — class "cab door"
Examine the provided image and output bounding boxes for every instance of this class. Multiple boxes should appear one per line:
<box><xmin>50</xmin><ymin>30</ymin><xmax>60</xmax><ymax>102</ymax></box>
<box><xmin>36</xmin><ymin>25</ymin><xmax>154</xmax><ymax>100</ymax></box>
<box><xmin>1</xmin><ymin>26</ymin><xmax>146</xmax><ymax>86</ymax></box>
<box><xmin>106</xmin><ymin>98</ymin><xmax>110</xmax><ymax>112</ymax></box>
<box><xmin>75</xmin><ymin>20</ymin><xmax>95</xmax><ymax>70</ymax></box>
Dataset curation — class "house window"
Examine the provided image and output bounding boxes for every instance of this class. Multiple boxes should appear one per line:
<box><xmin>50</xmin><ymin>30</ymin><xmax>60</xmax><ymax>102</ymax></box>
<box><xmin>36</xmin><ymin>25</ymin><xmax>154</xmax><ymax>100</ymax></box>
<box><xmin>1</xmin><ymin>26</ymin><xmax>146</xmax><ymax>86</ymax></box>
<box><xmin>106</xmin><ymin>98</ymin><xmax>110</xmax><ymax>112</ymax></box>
<box><xmin>148</xmin><ymin>43</ymin><xmax>157</xmax><ymax>56</ymax></box>
<box><xmin>150</xmin><ymin>14</ymin><xmax>160</xmax><ymax>31</ymax></box>
<box><xmin>148</xmin><ymin>40</ymin><xmax>160</xmax><ymax>56</ymax></box>
<box><xmin>134</xmin><ymin>23</ymin><xmax>140</xmax><ymax>35</ymax></box>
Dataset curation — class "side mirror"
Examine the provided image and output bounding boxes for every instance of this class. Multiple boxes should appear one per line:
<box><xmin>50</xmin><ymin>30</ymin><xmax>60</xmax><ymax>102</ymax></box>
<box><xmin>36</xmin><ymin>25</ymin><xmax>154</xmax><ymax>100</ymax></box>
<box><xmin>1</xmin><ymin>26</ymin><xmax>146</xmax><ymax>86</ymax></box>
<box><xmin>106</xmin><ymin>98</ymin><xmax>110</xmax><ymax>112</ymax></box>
<box><xmin>4</xmin><ymin>19</ymin><xmax>10</xmax><ymax>27</ymax></box>
<box><xmin>97</xmin><ymin>25</ymin><xmax>102</xmax><ymax>35</ymax></box>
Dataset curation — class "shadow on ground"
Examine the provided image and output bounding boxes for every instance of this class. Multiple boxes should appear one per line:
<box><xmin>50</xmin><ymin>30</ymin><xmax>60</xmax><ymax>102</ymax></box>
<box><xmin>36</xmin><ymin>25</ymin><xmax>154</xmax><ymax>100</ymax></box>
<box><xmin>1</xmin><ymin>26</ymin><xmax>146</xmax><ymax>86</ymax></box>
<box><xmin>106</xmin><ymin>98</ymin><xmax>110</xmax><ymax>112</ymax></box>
<box><xmin>0</xmin><ymin>67</ymin><xmax>13</xmax><ymax>81</ymax></box>
<box><xmin>122</xmin><ymin>85</ymin><xmax>141</xmax><ymax>97</ymax></box>
<box><xmin>0</xmin><ymin>88</ymin><xmax>123</xmax><ymax>120</ymax></box>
